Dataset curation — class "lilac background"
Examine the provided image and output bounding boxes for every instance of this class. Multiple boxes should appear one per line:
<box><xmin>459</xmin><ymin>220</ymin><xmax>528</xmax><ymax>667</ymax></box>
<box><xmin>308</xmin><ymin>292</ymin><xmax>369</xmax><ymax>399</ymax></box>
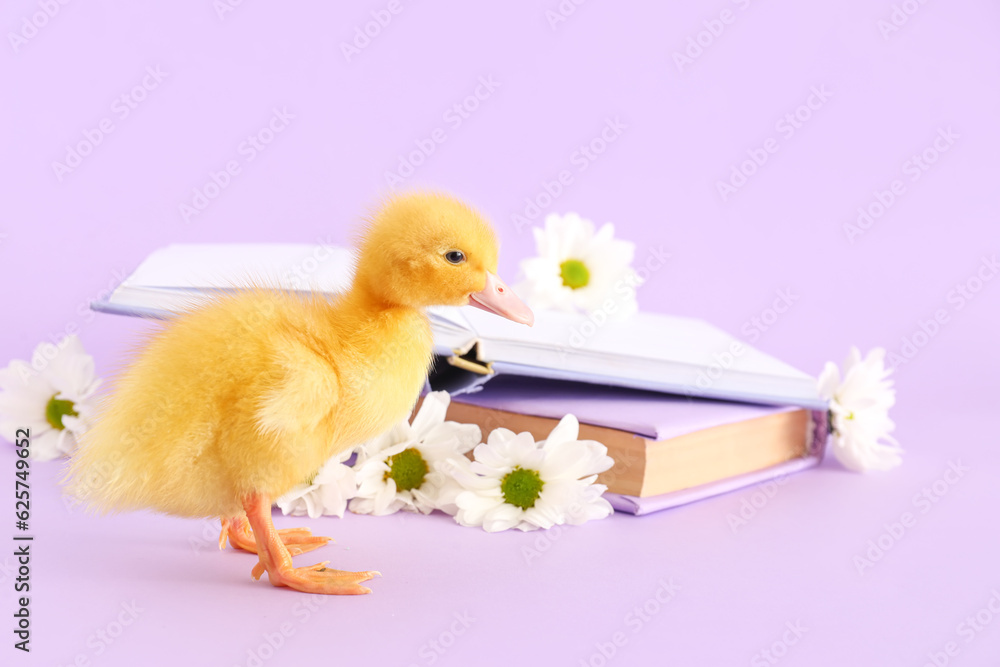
<box><xmin>2</xmin><ymin>0</ymin><xmax>999</xmax><ymax>665</ymax></box>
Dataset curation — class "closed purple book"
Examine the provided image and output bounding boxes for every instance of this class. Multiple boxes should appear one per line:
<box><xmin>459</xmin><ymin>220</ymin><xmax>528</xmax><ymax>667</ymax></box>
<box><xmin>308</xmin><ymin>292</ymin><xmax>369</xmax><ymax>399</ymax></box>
<box><xmin>443</xmin><ymin>376</ymin><xmax>829</xmax><ymax>516</ymax></box>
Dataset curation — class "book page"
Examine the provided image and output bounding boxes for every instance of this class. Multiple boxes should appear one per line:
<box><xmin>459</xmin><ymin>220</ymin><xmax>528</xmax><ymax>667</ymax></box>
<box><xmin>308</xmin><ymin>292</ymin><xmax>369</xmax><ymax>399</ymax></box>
<box><xmin>460</xmin><ymin>308</ymin><xmax>811</xmax><ymax>380</ymax></box>
<box><xmin>121</xmin><ymin>244</ymin><xmax>356</xmax><ymax>293</ymax></box>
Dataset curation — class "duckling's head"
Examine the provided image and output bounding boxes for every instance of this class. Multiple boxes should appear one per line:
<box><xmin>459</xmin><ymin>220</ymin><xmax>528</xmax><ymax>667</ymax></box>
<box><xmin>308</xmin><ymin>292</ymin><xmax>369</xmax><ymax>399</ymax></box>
<box><xmin>353</xmin><ymin>192</ymin><xmax>533</xmax><ymax>325</ymax></box>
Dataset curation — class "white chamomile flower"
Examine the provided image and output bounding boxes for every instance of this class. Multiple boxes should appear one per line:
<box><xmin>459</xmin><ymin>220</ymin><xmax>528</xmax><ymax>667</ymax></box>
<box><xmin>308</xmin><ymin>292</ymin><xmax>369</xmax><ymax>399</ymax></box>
<box><xmin>275</xmin><ymin>449</ymin><xmax>358</xmax><ymax>519</ymax></box>
<box><xmin>818</xmin><ymin>347</ymin><xmax>902</xmax><ymax>472</ymax></box>
<box><xmin>349</xmin><ymin>391</ymin><xmax>480</xmax><ymax>516</ymax></box>
<box><xmin>450</xmin><ymin>414</ymin><xmax>614</xmax><ymax>532</ymax></box>
<box><xmin>0</xmin><ymin>335</ymin><xmax>100</xmax><ymax>461</ymax></box>
<box><xmin>517</xmin><ymin>213</ymin><xmax>641</xmax><ymax>318</ymax></box>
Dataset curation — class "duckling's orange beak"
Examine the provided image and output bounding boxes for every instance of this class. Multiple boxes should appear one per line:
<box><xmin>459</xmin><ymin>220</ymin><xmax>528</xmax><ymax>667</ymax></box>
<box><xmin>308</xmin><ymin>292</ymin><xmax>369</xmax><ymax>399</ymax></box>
<box><xmin>469</xmin><ymin>272</ymin><xmax>534</xmax><ymax>326</ymax></box>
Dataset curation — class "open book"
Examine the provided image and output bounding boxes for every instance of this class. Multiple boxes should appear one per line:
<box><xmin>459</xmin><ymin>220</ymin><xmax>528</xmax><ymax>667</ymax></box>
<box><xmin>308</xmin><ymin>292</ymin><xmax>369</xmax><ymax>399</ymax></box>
<box><xmin>93</xmin><ymin>243</ymin><xmax>826</xmax><ymax>411</ymax></box>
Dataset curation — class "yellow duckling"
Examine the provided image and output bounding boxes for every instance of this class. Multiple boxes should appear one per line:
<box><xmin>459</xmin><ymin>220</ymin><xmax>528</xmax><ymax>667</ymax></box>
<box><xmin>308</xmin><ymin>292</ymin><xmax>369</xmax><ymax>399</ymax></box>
<box><xmin>66</xmin><ymin>192</ymin><xmax>533</xmax><ymax>594</ymax></box>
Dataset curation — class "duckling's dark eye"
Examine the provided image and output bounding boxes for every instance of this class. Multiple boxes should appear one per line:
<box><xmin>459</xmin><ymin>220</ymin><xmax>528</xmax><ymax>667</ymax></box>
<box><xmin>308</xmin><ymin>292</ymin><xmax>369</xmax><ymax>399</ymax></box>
<box><xmin>444</xmin><ymin>250</ymin><xmax>466</xmax><ymax>265</ymax></box>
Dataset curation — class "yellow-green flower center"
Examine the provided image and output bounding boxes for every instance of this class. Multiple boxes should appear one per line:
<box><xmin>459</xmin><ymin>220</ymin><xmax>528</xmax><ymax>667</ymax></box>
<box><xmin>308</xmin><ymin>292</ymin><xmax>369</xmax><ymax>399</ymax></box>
<box><xmin>559</xmin><ymin>259</ymin><xmax>590</xmax><ymax>290</ymax></box>
<box><xmin>500</xmin><ymin>466</ymin><xmax>545</xmax><ymax>510</ymax></box>
<box><xmin>45</xmin><ymin>395</ymin><xmax>78</xmax><ymax>431</ymax></box>
<box><xmin>384</xmin><ymin>447</ymin><xmax>429</xmax><ymax>492</ymax></box>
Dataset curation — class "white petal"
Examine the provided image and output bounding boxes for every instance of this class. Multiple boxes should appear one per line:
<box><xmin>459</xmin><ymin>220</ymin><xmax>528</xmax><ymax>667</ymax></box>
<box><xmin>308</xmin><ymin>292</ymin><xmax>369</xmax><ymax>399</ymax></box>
<box><xmin>842</xmin><ymin>346</ymin><xmax>862</xmax><ymax>374</ymax></box>
<box><xmin>455</xmin><ymin>490</ymin><xmax>504</xmax><ymax>527</ymax></box>
<box><xmin>0</xmin><ymin>391</ymin><xmax>46</xmax><ymax>419</ymax></box>
<box><xmin>541</xmin><ymin>439</ymin><xmax>613</xmax><ymax>480</ymax></box>
<box><xmin>446</xmin><ymin>456</ymin><xmax>498</xmax><ymax>491</ymax></box>
<box><xmin>522</xmin><ymin>503</ymin><xmax>561</xmax><ymax>530</ymax></box>
<box><xmin>544</xmin><ymin>414</ymin><xmax>580</xmax><ymax>446</ymax></box>
<box><xmin>471</xmin><ymin>440</ymin><xmax>514</xmax><ymax>472</ymax></box>
<box><xmin>566</xmin><ymin>494</ymin><xmax>613</xmax><ymax>525</ymax></box>
<box><xmin>816</xmin><ymin>361</ymin><xmax>841</xmax><ymax>400</ymax></box>
<box><xmin>31</xmin><ymin>428</ymin><xmax>69</xmax><ymax>462</ymax></box>
<box><xmin>481</xmin><ymin>502</ymin><xmax>523</xmax><ymax>533</ymax></box>
<box><xmin>60</xmin><ymin>414</ymin><xmax>90</xmax><ymax>436</ymax></box>
<box><xmin>39</xmin><ymin>336</ymin><xmax>98</xmax><ymax>398</ymax></box>
<box><xmin>486</xmin><ymin>427</ymin><xmax>516</xmax><ymax>447</ymax></box>
<box><xmin>421</xmin><ymin>422</ymin><xmax>481</xmax><ymax>456</ymax></box>
<box><xmin>831</xmin><ymin>428</ymin><xmax>902</xmax><ymax>472</ymax></box>
<box><xmin>275</xmin><ymin>482</ymin><xmax>316</xmax><ymax>517</ymax></box>
<box><xmin>425</xmin><ymin>467</ymin><xmax>467</xmax><ymax>516</ymax></box>
<box><xmin>411</xmin><ymin>391</ymin><xmax>450</xmax><ymax>440</ymax></box>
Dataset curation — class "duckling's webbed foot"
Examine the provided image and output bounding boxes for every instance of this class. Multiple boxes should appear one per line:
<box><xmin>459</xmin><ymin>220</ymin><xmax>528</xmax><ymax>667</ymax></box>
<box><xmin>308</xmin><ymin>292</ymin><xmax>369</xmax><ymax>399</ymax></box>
<box><xmin>219</xmin><ymin>515</ymin><xmax>331</xmax><ymax>556</ymax></box>
<box><xmin>250</xmin><ymin>560</ymin><xmax>380</xmax><ymax>595</ymax></box>
<box><xmin>241</xmin><ymin>494</ymin><xmax>379</xmax><ymax>595</ymax></box>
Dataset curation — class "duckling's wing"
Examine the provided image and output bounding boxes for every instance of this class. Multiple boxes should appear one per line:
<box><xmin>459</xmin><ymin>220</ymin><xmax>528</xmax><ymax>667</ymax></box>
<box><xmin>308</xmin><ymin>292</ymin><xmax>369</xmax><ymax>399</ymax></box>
<box><xmin>254</xmin><ymin>340</ymin><xmax>339</xmax><ymax>438</ymax></box>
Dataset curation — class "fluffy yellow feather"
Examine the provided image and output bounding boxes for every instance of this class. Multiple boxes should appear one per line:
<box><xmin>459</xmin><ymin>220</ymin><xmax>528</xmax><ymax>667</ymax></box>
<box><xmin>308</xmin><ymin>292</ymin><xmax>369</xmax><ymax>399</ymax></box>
<box><xmin>65</xmin><ymin>192</ymin><xmax>532</xmax><ymax>594</ymax></box>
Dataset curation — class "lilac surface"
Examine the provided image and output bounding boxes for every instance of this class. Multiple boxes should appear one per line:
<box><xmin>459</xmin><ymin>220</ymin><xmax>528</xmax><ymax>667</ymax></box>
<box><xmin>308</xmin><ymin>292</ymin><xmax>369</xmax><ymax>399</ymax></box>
<box><xmin>1</xmin><ymin>1</ymin><xmax>999</xmax><ymax>665</ymax></box>
<box><xmin>450</xmin><ymin>375</ymin><xmax>795</xmax><ymax>440</ymax></box>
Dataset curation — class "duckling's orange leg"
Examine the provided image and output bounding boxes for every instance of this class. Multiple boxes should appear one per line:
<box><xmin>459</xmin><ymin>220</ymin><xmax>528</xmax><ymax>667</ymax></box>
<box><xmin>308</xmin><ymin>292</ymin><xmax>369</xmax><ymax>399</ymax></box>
<box><xmin>219</xmin><ymin>515</ymin><xmax>329</xmax><ymax>556</ymax></box>
<box><xmin>242</xmin><ymin>493</ymin><xmax>380</xmax><ymax>595</ymax></box>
